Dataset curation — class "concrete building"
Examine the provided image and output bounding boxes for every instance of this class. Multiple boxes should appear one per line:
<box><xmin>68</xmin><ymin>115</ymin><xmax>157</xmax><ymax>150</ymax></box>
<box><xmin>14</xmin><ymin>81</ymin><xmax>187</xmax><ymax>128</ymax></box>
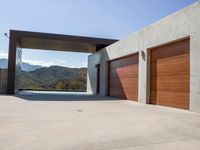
<box><xmin>87</xmin><ymin>1</ymin><xmax>200</xmax><ymax>112</ymax></box>
<box><xmin>5</xmin><ymin>1</ymin><xmax>200</xmax><ymax>113</ymax></box>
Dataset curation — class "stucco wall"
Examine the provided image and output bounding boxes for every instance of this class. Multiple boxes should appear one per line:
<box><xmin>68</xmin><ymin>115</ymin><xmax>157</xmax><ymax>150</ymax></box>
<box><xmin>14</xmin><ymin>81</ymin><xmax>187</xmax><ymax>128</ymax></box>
<box><xmin>87</xmin><ymin>1</ymin><xmax>200</xmax><ymax>112</ymax></box>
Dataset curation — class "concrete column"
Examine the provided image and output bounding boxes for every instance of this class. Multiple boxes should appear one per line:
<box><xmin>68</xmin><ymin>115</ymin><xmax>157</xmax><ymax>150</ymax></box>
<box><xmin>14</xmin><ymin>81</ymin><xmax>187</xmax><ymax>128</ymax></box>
<box><xmin>7</xmin><ymin>33</ymin><xmax>18</xmax><ymax>94</ymax></box>
<box><xmin>189</xmin><ymin>1</ymin><xmax>200</xmax><ymax>112</ymax></box>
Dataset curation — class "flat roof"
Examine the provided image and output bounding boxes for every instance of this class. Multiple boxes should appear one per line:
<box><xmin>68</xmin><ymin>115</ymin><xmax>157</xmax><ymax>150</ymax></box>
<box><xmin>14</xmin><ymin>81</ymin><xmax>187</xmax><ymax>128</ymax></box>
<box><xmin>10</xmin><ymin>30</ymin><xmax>118</xmax><ymax>53</ymax></box>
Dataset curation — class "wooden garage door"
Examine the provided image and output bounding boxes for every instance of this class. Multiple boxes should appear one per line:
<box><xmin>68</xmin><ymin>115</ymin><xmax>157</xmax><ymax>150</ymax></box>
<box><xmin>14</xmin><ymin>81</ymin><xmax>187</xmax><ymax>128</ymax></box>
<box><xmin>150</xmin><ymin>39</ymin><xmax>190</xmax><ymax>110</ymax></box>
<box><xmin>108</xmin><ymin>53</ymin><xmax>139</xmax><ymax>101</ymax></box>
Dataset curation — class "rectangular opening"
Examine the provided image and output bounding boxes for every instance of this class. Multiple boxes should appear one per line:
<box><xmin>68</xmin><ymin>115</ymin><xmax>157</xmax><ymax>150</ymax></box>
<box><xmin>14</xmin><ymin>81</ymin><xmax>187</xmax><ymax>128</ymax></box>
<box><xmin>18</xmin><ymin>49</ymin><xmax>90</xmax><ymax>93</ymax></box>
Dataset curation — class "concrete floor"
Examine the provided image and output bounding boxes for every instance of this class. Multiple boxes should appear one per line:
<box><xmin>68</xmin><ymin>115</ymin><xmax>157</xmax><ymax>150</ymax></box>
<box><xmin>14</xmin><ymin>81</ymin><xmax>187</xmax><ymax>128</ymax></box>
<box><xmin>0</xmin><ymin>92</ymin><xmax>200</xmax><ymax>150</ymax></box>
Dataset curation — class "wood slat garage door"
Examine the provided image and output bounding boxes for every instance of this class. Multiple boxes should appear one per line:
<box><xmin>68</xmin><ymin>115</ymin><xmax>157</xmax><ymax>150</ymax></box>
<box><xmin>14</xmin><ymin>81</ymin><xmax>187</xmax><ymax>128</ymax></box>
<box><xmin>108</xmin><ymin>53</ymin><xmax>138</xmax><ymax>101</ymax></box>
<box><xmin>150</xmin><ymin>39</ymin><xmax>190</xmax><ymax>110</ymax></box>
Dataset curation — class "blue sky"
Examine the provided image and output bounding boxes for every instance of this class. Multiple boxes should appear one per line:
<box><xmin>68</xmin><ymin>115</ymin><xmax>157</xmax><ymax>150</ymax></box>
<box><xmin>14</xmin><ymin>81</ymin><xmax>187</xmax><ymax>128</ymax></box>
<box><xmin>0</xmin><ymin>0</ymin><xmax>197</xmax><ymax>67</ymax></box>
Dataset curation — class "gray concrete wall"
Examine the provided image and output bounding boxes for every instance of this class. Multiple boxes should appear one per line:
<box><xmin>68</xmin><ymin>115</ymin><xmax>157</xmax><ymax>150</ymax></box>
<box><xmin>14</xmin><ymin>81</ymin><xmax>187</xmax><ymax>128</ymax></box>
<box><xmin>87</xmin><ymin>1</ymin><xmax>200</xmax><ymax>112</ymax></box>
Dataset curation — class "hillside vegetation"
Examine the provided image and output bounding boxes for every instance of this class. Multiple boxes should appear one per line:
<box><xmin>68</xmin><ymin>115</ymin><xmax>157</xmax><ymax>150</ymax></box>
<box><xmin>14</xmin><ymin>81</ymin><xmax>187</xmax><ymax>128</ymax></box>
<box><xmin>19</xmin><ymin>66</ymin><xmax>87</xmax><ymax>92</ymax></box>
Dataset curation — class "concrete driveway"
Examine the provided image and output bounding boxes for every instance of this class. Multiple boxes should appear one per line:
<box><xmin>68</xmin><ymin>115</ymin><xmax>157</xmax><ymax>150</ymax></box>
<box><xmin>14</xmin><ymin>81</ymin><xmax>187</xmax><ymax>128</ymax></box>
<box><xmin>0</xmin><ymin>92</ymin><xmax>200</xmax><ymax>150</ymax></box>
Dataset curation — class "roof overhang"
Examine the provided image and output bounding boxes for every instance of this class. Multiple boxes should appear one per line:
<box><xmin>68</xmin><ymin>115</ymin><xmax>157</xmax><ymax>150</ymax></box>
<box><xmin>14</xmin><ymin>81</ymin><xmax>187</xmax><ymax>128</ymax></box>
<box><xmin>10</xmin><ymin>30</ymin><xmax>118</xmax><ymax>53</ymax></box>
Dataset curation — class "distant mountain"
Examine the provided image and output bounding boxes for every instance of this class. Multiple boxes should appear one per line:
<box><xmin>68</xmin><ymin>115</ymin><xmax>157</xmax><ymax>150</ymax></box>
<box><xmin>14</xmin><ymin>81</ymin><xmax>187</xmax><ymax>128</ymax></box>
<box><xmin>19</xmin><ymin>66</ymin><xmax>87</xmax><ymax>91</ymax></box>
<box><xmin>0</xmin><ymin>58</ymin><xmax>42</xmax><ymax>71</ymax></box>
<box><xmin>0</xmin><ymin>59</ymin><xmax>87</xmax><ymax>91</ymax></box>
<box><xmin>21</xmin><ymin>62</ymin><xmax>42</xmax><ymax>72</ymax></box>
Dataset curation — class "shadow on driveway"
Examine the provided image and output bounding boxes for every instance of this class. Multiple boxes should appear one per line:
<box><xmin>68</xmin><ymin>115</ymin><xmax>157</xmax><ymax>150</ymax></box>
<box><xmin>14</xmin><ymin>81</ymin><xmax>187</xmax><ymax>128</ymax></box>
<box><xmin>14</xmin><ymin>90</ymin><xmax>120</xmax><ymax>101</ymax></box>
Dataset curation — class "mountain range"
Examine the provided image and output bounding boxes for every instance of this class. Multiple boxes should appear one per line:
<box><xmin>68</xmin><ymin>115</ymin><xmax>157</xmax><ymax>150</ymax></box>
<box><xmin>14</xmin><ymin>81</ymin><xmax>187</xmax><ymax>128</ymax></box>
<box><xmin>19</xmin><ymin>66</ymin><xmax>87</xmax><ymax>91</ymax></box>
<box><xmin>0</xmin><ymin>58</ymin><xmax>42</xmax><ymax>71</ymax></box>
<box><xmin>0</xmin><ymin>59</ymin><xmax>87</xmax><ymax>91</ymax></box>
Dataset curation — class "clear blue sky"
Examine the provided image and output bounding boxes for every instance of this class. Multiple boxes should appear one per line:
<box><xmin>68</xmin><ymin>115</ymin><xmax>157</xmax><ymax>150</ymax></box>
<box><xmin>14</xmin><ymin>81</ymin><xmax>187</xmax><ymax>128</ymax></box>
<box><xmin>0</xmin><ymin>0</ymin><xmax>197</xmax><ymax>67</ymax></box>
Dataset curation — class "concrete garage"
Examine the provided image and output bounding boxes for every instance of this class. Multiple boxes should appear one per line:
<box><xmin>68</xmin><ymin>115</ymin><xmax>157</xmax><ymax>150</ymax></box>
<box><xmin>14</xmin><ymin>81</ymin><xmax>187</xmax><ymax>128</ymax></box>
<box><xmin>1</xmin><ymin>1</ymin><xmax>200</xmax><ymax>150</ymax></box>
<box><xmin>4</xmin><ymin>1</ymin><xmax>200</xmax><ymax>113</ymax></box>
<box><xmin>87</xmin><ymin>1</ymin><xmax>200</xmax><ymax>113</ymax></box>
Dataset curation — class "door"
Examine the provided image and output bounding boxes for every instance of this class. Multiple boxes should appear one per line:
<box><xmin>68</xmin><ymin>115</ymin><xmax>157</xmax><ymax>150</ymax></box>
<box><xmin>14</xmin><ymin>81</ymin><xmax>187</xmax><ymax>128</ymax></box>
<box><xmin>96</xmin><ymin>64</ymin><xmax>100</xmax><ymax>94</ymax></box>
<box><xmin>108</xmin><ymin>53</ymin><xmax>139</xmax><ymax>101</ymax></box>
<box><xmin>150</xmin><ymin>39</ymin><xmax>190</xmax><ymax>110</ymax></box>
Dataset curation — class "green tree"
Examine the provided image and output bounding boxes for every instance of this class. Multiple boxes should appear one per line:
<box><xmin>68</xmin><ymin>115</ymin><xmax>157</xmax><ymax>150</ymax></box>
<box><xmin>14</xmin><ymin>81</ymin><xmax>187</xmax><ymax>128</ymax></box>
<box><xmin>55</xmin><ymin>82</ymin><xmax>65</xmax><ymax>90</ymax></box>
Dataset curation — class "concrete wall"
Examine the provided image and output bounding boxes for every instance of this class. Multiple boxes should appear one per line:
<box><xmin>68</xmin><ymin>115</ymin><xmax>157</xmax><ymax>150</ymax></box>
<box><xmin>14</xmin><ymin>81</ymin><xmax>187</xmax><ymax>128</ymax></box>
<box><xmin>87</xmin><ymin>1</ymin><xmax>200</xmax><ymax>112</ymax></box>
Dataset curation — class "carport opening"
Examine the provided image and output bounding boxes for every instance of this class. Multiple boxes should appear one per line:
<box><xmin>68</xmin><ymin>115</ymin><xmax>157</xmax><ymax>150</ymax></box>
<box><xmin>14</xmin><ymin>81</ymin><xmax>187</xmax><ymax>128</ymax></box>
<box><xmin>18</xmin><ymin>49</ymin><xmax>90</xmax><ymax>92</ymax></box>
<box><xmin>6</xmin><ymin>30</ymin><xmax>117</xmax><ymax>94</ymax></box>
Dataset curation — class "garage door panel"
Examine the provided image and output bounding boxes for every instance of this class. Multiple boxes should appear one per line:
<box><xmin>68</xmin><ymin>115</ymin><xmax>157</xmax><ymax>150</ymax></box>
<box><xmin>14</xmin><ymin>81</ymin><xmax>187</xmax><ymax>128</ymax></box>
<box><xmin>150</xmin><ymin>91</ymin><xmax>189</xmax><ymax>109</ymax></box>
<box><xmin>108</xmin><ymin>88</ymin><xmax>126</xmax><ymax>99</ymax></box>
<box><xmin>151</xmin><ymin>40</ymin><xmax>189</xmax><ymax>60</ymax></box>
<box><xmin>109</xmin><ymin>78</ymin><xmax>138</xmax><ymax>89</ymax></box>
<box><xmin>151</xmin><ymin>75</ymin><xmax>189</xmax><ymax>92</ymax></box>
<box><xmin>108</xmin><ymin>53</ymin><xmax>138</xmax><ymax>101</ymax></box>
<box><xmin>108</xmin><ymin>88</ymin><xmax>138</xmax><ymax>100</ymax></box>
<box><xmin>109</xmin><ymin>55</ymin><xmax>138</xmax><ymax>69</ymax></box>
<box><xmin>150</xmin><ymin>39</ymin><xmax>190</xmax><ymax>110</ymax></box>
<box><xmin>109</xmin><ymin>65</ymin><xmax>138</xmax><ymax>78</ymax></box>
<box><xmin>124</xmin><ymin>90</ymin><xmax>138</xmax><ymax>100</ymax></box>
<box><xmin>151</xmin><ymin>54</ymin><xmax>189</xmax><ymax>76</ymax></box>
